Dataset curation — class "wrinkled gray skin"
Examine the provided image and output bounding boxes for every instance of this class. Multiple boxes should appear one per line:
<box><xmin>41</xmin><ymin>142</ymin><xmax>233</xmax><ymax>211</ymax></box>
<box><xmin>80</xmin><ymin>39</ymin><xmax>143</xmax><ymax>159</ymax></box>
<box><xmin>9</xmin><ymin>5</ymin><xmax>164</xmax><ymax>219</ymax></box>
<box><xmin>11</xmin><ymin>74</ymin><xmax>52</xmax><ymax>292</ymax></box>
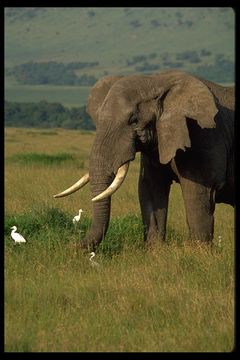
<box><xmin>82</xmin><ymin>70</ymin><xmax>234</xmax><ymax>250</ymax></box>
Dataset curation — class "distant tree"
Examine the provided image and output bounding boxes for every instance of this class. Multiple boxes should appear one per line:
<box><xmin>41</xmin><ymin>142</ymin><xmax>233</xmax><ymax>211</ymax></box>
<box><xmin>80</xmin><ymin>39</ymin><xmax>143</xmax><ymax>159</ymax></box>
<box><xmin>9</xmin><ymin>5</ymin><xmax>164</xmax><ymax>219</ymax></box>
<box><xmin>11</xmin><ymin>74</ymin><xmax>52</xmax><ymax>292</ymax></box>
<box><xmin>6</xmin><ymin>61</ymin><xmax>99</xmax><ymax>86</ymax></box>
<box><xmin>126</xmin><ymin>55</ymin><xmax>147</xmax><ymax>66</ymax></box>
<box><xmin>176</xmin><ymin>51</ymin><xmax>200</xmax><ymax>63</ymax></box>
<box><xmin>149</xmin><ymin>53</ymin><xmax>157</xmax><ymax>59</ymax></box>
<box><xmin>5</xmin><ymin>101</ymin><xmax>96</xmax><ymax>130</ymax></box>
<box><xmin>151</xmin><ymin>19</ymin><xmax>161</xmax><ymax>27</ymax></box>
<box><xmin>194</xmin><ymin>57</ymin><xmax>234</xmax><ymax>83</ymax></box>
<box><xmin>87</xmin><ymin>10</ymin><xmax>95</xmax><ymax>17</ymax></box>
<box><xmin>129</xmin><ymin>20</ymin><xmax>141</xmax><ymax>28</ymax></box>
<box><xmin>201</xmin><ymin>49</ymin><xmax>211</xmax><ymax>56</ymax></box>
<box><xmin>175</xmin><ymin>11</ymin><xmax>183</xmax><ymax>18</ymax></box>
<box><xmin>77</xmin><ymin>74</ymin><xmax>97</xmax><ymax>86</ymax></box>
<box><xmin>135</xmin><ymin>62</ymin><xmax>160</xmax><ymax>72</ymax></box>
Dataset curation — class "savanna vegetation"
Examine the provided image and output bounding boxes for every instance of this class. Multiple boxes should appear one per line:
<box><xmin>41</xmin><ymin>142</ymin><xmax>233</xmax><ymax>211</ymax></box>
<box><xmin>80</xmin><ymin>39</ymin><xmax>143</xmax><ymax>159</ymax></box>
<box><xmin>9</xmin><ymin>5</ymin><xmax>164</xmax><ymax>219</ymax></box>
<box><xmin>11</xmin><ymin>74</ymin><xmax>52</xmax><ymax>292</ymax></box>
<box><xmin>5</xmin><ymin>52</ymin><xmax>234</xmax><ymax>86</ymax></box>
<box><xmin>5</xmin><ymin>127</ymin><xmax>235</xmax><ymax>352</ymax></box>
<box><xmin>5</xmin><ymin>61</ymin><xmax>98</xmax><ymax>86</ymax></box>
<box><xmin>5</xmin><ymin>101</ymin><xmax>95</xmax><ymax>130</ymax></box>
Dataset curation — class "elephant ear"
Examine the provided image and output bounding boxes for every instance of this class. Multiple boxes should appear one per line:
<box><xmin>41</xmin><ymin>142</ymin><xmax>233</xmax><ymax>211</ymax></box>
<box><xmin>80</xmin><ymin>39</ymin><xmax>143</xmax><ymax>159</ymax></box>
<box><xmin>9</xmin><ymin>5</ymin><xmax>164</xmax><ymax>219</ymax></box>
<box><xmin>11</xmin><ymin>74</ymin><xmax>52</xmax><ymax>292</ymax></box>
<box><xmin>86</xmin><ymin>76</ymin><xmax>123</xmax><ymax>125</ymax></box>
<box><xmin>156</xmin><ymin>75</ymin><xmax>218</xmax><ymax>164</ymax></box>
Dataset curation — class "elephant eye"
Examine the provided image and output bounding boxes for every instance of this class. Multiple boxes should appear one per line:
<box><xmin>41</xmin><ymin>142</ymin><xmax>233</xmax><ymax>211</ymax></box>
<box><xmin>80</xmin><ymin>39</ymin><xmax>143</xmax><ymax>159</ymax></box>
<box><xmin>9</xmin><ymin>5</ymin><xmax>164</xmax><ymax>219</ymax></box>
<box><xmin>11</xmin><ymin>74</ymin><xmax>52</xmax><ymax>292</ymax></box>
<box><xmin>128</xmin><ymin>114</ymin><xmax>138</xmax><ymax>126</ymax></box>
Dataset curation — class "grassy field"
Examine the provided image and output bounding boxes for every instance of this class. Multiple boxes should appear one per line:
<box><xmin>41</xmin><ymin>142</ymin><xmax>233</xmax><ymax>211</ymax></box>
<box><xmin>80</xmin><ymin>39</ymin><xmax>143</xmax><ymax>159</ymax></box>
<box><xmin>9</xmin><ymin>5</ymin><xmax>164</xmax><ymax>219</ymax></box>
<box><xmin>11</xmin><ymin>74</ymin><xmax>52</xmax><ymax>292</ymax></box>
<box><xmin>4</xmin><ymin>127</ymin><xmax>235</xmax><ymax>352</ymax></box>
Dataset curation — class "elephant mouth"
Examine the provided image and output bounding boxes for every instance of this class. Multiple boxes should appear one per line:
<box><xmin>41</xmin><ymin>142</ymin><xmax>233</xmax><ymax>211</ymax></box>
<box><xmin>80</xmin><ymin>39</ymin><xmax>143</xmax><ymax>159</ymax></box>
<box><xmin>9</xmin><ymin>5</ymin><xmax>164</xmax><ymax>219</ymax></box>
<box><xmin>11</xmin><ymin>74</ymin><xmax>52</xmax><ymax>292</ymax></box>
<box><xmin>91</xmin><ymin>162</ymin><xmax>129</xmax><ymax>202</ymax></box>
<box><xmin>53</xmin><ymin>126</ymin><xmax>157</xmax><ymax>201</ymax></box>
<box><xmin>135</xmin><ymin>121</ymin><xmax>158</xmax><ymax>153</ymax></box>
<box><xmin>53</xmin><ymin>128</ymin><xmax>156</xmax><ymax>201</ymax></box>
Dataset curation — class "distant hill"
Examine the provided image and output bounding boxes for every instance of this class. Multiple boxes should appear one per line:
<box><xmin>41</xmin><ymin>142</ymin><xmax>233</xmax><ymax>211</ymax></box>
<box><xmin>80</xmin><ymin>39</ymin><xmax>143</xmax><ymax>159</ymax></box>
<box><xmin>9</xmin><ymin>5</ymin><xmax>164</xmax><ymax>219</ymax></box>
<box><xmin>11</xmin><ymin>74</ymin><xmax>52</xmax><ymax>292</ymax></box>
<box><xmin>5</xmin><ymin>7</ymin><xmax>235</xmax><ymax>83</ymax></box>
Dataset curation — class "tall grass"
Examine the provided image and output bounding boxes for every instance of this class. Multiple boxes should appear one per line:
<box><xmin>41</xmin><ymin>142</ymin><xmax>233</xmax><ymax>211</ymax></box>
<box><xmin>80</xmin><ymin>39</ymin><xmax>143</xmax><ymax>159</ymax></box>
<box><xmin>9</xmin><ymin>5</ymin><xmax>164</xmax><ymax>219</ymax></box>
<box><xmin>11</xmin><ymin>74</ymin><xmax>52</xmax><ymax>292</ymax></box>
<box><xmin>4</xmin><ymin>128</ymin><xmax>235</xmax><ymax>352</ymax></box>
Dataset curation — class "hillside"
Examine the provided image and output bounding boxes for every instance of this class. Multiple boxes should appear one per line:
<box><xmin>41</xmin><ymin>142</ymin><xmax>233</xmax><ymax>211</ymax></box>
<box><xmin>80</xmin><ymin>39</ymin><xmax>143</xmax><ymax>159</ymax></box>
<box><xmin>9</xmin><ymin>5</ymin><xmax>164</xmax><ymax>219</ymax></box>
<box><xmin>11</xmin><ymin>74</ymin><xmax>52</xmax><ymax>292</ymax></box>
<box><xmin>5</xmin><ymin>7</ymin><xmax>235</xmax><ymax>82</ymax></box>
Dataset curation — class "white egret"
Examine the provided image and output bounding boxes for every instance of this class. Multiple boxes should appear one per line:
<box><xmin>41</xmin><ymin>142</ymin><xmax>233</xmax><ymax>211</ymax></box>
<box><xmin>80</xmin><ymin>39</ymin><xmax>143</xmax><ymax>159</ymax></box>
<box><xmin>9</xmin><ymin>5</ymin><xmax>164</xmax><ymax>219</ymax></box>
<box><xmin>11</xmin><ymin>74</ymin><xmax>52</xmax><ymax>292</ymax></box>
<box><xmin>10</xmin><ymin>226</ymin><xmax>26</xmax><ymax>244</ymax></box>
<box><xmin>89</xmin><ymin>252</ymin><xmax>100</xmax><ymax>267</ymax></box>
<box><xmin>218</xmin><ymin>235</ymin><xmax>222</xmax><ymax>247</ymax></box>
<box><xmin>73</xmin><ymin>209</ymin><xmax>83</xmax><ymax>224</ymax></box>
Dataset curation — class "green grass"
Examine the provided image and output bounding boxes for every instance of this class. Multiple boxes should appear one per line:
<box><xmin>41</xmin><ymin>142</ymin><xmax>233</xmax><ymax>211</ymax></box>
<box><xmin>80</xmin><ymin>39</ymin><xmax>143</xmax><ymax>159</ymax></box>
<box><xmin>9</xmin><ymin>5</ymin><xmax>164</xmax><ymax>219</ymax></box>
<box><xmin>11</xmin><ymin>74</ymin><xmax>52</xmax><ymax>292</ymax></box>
<box><xmin>5</xmin><ymin>208</ymin><xmax>234</xmax><ymax>352</ymax></box>
<box><xmin>4</xmin><ymin>128</ymin><xmax>235</xmax><ymax>352</ymax></box>
<box><xmin>7</xmin><ymin>152</ymin><xmax>83</xmax><ymax>166</ymax></box>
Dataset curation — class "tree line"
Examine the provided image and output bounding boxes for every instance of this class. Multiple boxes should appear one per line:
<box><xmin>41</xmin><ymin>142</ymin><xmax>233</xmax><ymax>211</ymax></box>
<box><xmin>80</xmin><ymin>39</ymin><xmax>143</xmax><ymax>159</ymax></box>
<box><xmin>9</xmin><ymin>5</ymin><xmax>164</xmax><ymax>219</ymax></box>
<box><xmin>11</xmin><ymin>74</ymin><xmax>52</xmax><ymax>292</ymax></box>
<box><xmin>126</xmin><ymin>51</ymin><xmax>234</xmax><ymax>83</ymax></box>
<box><xmin>5</xmin><ymin>101</ymin><xmax>96</xmax><ymax>130</ymax></box>
<box><xmin>6</xmin><ymin>55</ymin><xmax>234</xmax><ymax>86</ymax></box>
<box><xmin>5</xmin><ymin>61</ymin><xmax>98</xmax><ymax>86</ymax></box>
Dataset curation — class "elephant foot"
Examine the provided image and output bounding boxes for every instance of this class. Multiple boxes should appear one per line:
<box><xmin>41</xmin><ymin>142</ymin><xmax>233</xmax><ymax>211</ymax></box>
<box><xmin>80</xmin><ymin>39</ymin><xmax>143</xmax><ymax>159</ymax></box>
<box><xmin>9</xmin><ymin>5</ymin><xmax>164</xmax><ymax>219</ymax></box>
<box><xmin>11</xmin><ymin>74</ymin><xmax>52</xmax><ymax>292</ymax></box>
<box><xmin>80</xmin><ymin>241</ymin><xmax>97</xmax><ymax>252</ymax></box>
<box><xmin>188</xmin><ymin>231</ymin><xmax>213</xmax><ymax>243</ymax></box>
<box><xmin>68</xmin><ymin>239</ymin><xmax>97</xmax><ymax>254</ymax></box>
<box><xmin>144</xmin><ymin>230</ymin><xmax>166</xmax><ymax>248</ymax></box>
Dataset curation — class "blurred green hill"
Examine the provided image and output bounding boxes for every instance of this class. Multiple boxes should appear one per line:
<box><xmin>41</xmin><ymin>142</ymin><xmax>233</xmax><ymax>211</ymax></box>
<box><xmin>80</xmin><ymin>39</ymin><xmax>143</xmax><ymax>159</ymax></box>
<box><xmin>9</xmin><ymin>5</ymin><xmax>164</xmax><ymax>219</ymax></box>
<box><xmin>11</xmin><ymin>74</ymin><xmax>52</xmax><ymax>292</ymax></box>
<box><xmin>5</xmin><ymin>7</ymin><xmax>235</xmax><ymax>83</ymax></box>
<box><xmin>4</xmin><ymin>7</ymin><xmax>235</xmax><ymax>129</ymax></box>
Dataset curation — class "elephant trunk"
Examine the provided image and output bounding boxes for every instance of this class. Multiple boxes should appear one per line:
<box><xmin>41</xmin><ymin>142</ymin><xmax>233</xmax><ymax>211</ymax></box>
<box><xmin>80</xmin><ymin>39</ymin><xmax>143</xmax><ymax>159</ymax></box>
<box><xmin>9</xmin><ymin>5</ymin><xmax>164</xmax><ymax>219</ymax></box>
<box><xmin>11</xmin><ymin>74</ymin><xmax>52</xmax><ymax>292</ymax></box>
<box><xmin>81</xmin><ymin>145</ymin><xmax>114</xmax><ymax>250</ymax></box>
<box><xmin>82</xmin><ymin>185</ymin><xmax>111</xmax><ymax>250</ymax></box>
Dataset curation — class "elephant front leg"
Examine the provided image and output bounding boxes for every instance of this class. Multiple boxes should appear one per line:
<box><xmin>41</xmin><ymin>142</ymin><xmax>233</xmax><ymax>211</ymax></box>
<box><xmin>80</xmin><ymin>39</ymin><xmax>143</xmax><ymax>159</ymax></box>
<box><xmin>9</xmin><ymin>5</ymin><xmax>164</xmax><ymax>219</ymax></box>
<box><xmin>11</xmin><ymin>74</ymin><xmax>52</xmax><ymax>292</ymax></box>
<box><xmin>180</xmin><ymin>178</ymin><xmax>215</xmax><ymax>242</ymax></box>
<box><xmin>138</xmin><ymin>154</ymin><xmax>171</xmax><ymax>244</ymax></box>
<box><xmin>138</xmin><ymin>181</ymin><xmax>158</xmax><ymax>242</ymax></box>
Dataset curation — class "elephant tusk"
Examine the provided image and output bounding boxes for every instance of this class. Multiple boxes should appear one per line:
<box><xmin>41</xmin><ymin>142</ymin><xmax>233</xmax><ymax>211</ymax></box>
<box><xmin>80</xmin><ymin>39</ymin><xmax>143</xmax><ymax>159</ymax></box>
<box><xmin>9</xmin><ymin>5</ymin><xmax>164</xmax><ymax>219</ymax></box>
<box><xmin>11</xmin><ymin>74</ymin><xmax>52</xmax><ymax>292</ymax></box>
<box><xmin>92</xmin><ymin>162</ymin><xmax>129</xmax><ymax>202</ymax></box>
<box><xmin>53</xmin><ymin>173</ymin><xmax>90</xmax><ymax>198</ymax></box>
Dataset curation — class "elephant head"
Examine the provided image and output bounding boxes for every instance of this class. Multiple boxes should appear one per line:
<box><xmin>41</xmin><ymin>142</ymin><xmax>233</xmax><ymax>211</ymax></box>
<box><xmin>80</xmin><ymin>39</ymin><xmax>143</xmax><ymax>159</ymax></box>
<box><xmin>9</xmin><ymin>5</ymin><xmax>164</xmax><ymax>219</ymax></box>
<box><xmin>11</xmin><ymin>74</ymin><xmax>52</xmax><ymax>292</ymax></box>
<box><xmin>54</xmin><ymin>70</ymin><xmax>218</xmax><ymax>250</ymax></box>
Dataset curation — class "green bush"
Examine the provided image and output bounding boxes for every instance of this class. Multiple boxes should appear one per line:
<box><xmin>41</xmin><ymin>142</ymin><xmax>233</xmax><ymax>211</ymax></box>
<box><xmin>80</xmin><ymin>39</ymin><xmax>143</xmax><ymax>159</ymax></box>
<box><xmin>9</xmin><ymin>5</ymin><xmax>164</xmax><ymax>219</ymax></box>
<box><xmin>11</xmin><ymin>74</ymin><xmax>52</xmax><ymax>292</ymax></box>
<box><xmin>5</xmin><ymin>101</ymin><xmax>96</xmax><ymax>130</ymax></box>
<box><xmin>8</xmin><ymin>152</ymin><xmax>78</xmax><ymax>165</ymax></box>
<box><xmin>5</xmin><ymin>61</ymin><xmax>98</xmax><ymax>86</ymax></box>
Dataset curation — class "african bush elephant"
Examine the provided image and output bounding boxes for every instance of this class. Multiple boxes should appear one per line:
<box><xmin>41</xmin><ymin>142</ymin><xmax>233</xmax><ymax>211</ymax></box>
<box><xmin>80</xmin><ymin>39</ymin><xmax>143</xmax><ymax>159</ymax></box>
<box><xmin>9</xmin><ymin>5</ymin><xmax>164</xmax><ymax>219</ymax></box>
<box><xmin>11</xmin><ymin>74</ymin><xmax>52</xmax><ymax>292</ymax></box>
<box><xmin>54</xmin><ymin>69</ymin><xmax>235</xmax><ymax>250</ymax></box>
